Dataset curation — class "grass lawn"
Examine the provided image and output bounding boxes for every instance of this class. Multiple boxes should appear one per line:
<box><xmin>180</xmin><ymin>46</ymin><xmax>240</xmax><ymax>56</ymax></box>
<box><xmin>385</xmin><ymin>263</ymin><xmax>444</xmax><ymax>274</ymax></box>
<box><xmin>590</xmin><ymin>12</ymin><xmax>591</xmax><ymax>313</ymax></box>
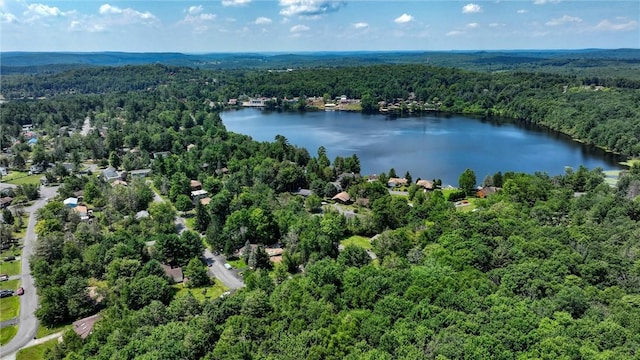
<box><xmin>456</xmin><ymin>198</ymin><xmax>479</xmax><ymax>213</ymax></box>
<box><xmin>12</xmin><ymin>215</ymin><xmax>29</xmax><ymax>238</ymax></box>
<box><xmin>0</xmin><ymin>325</ymin><xmax>17</xmax><ymax>345</ymax></box>
<box><xmin>17</xmin><ymin>338</ymin><xmax>58</xmax><ymax>360</ymax></box>
<box><xmin>1</xmin><ymin>248</ymin><xmax>22</xmax><ymax>259</ymax></box>
<box><xmin>1</xmin><ymin>171</ymin><xmax>29</xmax><ymax>182</ymax></box>
<box><xmin>0</xmin><ymin>295</ymin><xmax>20</xmax><ymax>321</ymax></box>
<box><xmin>0</xmin><ymin>260</ymin><xmax>21</xmax><ymax>276</ymax></box>
<box><xmin>36</xmin><ymin>323</ymin><xmax>72</xmax><ymax>339</ymax></box>
<box><xmin>340</xmin><ymin>235</ymin><xmax>373</xmax><ymax>250</ymax></box>
<box><xmin>173</xmin><ymin>279</ymin><xmax>228</xmax><ymax>302</ymax></box>
<box><xmin>4</xmin><ymin>173</ymin><xmax>43</xmax><ymax>186</ymax></box>
<box><xmin>1</xmin><ymin>279</ymin><xmax>20</xmax><ymax>291</ymax></box>
<box><xmin>227</xmin><ymin>258</ymin><xmax>247</xmax><ymax>269</ymax></box>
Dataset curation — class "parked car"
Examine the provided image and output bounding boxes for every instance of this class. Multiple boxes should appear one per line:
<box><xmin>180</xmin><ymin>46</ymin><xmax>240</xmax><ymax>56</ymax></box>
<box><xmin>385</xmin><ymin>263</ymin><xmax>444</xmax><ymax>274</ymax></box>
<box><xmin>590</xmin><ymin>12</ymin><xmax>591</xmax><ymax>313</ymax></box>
<box><xmin>0</xmin><ymin>290</ymin><xmax>14</xmax><ymax>298</ymax></box>
<box><xmin>16</xmin><ymin>287</ymin><xmax>24</xmax><ymax>296</ymax></box>
<box><xmin>3</xmin><ymin>256</ymin><xmax>15</xmax><ymax>262</ymax></box>
<box><xmin>224</xmin><ymin>263</ymin><xmax>232</xmax><ymax>270</ymax></box>
<box><xmin>0</xmin><ymin>274</ymin><xmax>8</xmax><ymax>281</ymax></box>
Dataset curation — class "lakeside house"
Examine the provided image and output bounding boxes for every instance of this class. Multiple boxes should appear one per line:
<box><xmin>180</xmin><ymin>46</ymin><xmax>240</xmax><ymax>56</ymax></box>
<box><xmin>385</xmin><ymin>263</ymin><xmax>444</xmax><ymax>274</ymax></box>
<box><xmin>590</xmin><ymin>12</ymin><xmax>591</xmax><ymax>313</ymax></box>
<box><xmin>416</xmin><ymin>179</ymin><xmax>435</xmax><ymax>190</ymax></box>
<box><xmin>332</xmin><ymin>191</ymin><xmax>352</xmax><ymax>204</ymax></box>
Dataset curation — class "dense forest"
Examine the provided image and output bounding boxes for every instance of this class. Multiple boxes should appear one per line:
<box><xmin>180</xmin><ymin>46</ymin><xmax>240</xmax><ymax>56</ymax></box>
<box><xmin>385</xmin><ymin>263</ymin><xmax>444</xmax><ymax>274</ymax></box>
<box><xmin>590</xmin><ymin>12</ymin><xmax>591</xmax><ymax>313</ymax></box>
<box><xmin>1</xmin><ymin>60</ymin><xmax>640</xmax><ymax>359</ymax></box>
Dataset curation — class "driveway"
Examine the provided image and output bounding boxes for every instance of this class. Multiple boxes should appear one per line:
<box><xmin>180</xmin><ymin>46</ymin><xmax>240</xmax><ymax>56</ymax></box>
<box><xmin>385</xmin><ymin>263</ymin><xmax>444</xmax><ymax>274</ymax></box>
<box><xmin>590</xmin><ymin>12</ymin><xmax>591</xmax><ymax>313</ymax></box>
<box><xmin>0</xmin><ymin>185</ymin><xmax>59</xmax><ymax>359</ymax></box>
<box><xmin>149</xmin><ymin>187</ymin><xmax>244</xmax><ymax>290</ymax></box>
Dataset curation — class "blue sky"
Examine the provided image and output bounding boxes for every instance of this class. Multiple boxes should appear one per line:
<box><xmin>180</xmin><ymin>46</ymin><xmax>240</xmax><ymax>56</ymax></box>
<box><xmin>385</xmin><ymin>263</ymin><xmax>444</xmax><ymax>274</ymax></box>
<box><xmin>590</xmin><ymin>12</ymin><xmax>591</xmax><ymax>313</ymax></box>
<box><xmin>1</xmin><ymin>0</ymin><xmax>638</xmax><ymax>52</ymax></box>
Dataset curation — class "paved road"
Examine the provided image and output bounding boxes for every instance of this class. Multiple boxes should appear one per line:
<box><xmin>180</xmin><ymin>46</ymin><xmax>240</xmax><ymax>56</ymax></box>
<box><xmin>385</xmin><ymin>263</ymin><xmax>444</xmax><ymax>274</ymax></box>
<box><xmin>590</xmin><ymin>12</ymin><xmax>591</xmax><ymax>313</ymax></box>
<box><xmin>149</xmin><ymin>186</ymin><xmax>244</xmax><ymax>290</ymax></box>
<box><xmin>0</xmin><ymin>186</ymin><xmax>59</xmax><ymax>359</ymax></box>
<box><xmin>203</xmin><ymin>249</ymin><xmax>244</xmax><ymax>290</ymax></box>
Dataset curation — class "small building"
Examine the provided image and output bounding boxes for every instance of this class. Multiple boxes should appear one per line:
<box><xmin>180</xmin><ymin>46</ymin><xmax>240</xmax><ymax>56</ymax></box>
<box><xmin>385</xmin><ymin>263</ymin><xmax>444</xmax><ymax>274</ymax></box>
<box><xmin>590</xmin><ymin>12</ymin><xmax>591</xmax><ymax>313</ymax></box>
<box><xmin>73</xmin><ymin>314</ymin><xmax>101</xmax><ymax>339</ymax></box>
<box><xmin>102</xmin><ymin>167</ymin><xmax>121</xmax><ymax>182</ymax></box>
<box><xmin>292</xmin><ymin>189</ymin><xmax>312</xmax><ymax>197</ymax></box>
<box><xmin>129</xmin><ymin>169</ymin><xmax>152</xmax><ymax>179</ymax></box>
<box><xmin>191</xmin><ymin>189</ymin><xmax>208</xmax><ymax>200</ymax></box>
<box><xmin>63</xmin><ymin>197</ymin><xmax>79</xmax><ymax>208</ymax></box>
<box><xmin>332</xmin><ymin>191</ymin><xmax>352</xmax><ymax>204</ymax></box>
<box><xmin>30</xmin><ymin>164</ymin><xmax>44</xmax><ymax>175</ymax></box>
<box><xmin>153</xmin><ymin>151</ymin><xmax>171</xmax><ymax>160</ymax></box>
<box><xmin>161</xmin><ymin>264</ymin><xmax>184</xmax><ymax>283</ymax></box>
<box><xmin>0</xmin><ymin>197</ymin><xmax>13</xmax><ymax>209</ymax></box>
<box><xmin>190</xmin><ymin>180</ymin><xmax>202</xmax><ymax>191</ymax></box>
<box><xmin>387</xmin><ymin>177</ymin><xmax>408</xmax><ymax>187</ymax></box>
<box><xmin>476</xmin><ymin>186</ymin><xmax>501</xmax><ymax>198</ymax></box>
<box><xmin>199</xmin><ymin>197</ymin><xmax>211</xmax><ymax>206</ymax></box>
<box><xmin>0</xmin><ymin>167</ymin><xmax>8</xmax><ymax>176</ymax></box>
<box><xmin>135</xmin><ymin>210</ymin><xmax>150</xmax><ymax>220</ymax></box>
<box><xmin>228</xmin><ymin>99</ymin><xmax>237</xmax><ymax>106</ymax></box>
<box><xmin>73</xmin><ymin>205</ymin><xmax>90</xmax><ymax>221</ymax></box>
<box><xmin>416</xmin><ymin>179</ymin><xmax>434</xmax><ymax>190</ymax></box>
<box><xmin>111</xmin><ymin>179</ymin><xmax>128</xmax><ymax>187</ymax></box>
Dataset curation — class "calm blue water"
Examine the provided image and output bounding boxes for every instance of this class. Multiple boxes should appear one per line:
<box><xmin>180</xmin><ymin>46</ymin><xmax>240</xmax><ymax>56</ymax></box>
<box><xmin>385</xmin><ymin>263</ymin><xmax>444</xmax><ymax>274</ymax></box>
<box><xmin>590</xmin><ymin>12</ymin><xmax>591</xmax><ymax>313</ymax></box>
<box><xmin>222</xmin><ymin>108</ymin><xmax>623</xmax><ymax>186</ymax></box>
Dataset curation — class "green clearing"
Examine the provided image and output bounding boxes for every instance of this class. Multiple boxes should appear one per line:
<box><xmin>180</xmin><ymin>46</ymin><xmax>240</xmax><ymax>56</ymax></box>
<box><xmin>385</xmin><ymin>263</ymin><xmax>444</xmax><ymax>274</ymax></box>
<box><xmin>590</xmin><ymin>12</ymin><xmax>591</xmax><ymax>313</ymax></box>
<box><xmin>6</xmin><ymin>175</ymin><xmax>43</xmax><ymax>186</ymax></box>
<box><xmin>1</xmin><ymin>279</ymin><xmax>20</xmax><ymax>291</ymax></box>
<box><xmin>173</xmin><ymin>279</ymin><xmax>228</xmax><ymax>302</ymax></box>
<box><xmin>36</xmin><ymin>323</ymin><xmax>72</xmax><ymax>339</ymax></box>
<box><xmin>0</xmin><ymin>325</ymin><xmax>17</xmax><ymax>345</ymax></box>
<box><xmin>16</xmin><ymin>338</ymin><xmax>58</xmax><ymax>360</ymax></box>
<box><xmin>0</xmin><ymin>295</ymin><xmax>20</xmax><ymax>321</ymax></box>
<box><xmin>1</xmin><ymin>171</ymin><xmax>29</xmax><ymax>182</ymax></box>
<box><xmin>340</xmin><ymin>235</ymin><xmax>373</xmax><ymax>250</ymax></box>
<box><xmin>0</xmin><ymin>260</ymin><xmax>21</xmax><ymax>276</ymax></box>
<box><xmin>227</xmin><ymin>258</ymin><xmax>247</xmax><ymax>269</ymax></box>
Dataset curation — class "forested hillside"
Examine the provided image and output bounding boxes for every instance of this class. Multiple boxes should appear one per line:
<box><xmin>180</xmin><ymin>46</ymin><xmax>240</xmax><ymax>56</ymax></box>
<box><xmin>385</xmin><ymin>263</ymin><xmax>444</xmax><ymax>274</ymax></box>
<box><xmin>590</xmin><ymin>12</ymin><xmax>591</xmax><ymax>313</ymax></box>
<box><xmin>1</xmin><ymin>63</ymin><xmax>640</xmax><ymax>359</ymax></box>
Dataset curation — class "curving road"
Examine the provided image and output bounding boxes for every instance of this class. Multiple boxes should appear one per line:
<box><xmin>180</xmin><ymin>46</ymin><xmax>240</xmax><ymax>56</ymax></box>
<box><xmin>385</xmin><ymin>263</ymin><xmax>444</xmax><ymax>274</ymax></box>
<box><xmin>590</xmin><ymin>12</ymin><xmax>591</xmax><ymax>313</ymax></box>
<box><xmin>0</xmin><ymin>185</ymin><xmax>59</xmax><ymax>359</ymax></box>
<box><xmin>149</xmin><ymin>187</ymin><xmax>243</xmax><ymax>290</ymax></box>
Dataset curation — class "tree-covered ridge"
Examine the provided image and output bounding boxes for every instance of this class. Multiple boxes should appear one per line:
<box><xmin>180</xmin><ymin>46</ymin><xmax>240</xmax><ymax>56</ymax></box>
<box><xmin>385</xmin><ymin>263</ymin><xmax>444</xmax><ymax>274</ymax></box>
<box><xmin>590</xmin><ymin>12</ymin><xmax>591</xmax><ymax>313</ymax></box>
<box><xmin>2</xmin><ymin>63</ymin><xmax>640</xmax><ymax>157</ymax></box>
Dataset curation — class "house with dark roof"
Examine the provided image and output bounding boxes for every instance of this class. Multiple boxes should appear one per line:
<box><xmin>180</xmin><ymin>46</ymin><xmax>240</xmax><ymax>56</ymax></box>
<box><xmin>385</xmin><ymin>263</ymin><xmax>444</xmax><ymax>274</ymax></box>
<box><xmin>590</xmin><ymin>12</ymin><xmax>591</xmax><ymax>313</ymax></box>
<box><xmin>102</xmin><ymin>167</ymin><xmax>121</xmax><ymax>182</ymax></box>
<box><xmin>129</xmin><ymin>169</ymin><xmax>152</xmax><ymax>179</ymax></box>
<box><xmin>161</xmin><ymin>264</ymin><xmax>184</xmax><ymax>283</ymax></box>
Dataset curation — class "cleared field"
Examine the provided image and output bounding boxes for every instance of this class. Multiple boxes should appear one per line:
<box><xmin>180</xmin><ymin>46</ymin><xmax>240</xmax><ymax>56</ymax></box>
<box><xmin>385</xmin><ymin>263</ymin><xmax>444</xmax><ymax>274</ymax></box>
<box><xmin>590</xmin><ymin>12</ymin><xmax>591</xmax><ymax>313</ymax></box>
<box><xmin>0</xmin><ymin>325</ymin><xmax>17</xmax><ymax>345</ymax></box>
<box><xmin>173</xmin><ymin>279</ymin><xmax>228</xmax><ymax>302</ymax></box>
<box><xmin>340</xmin><ymin>235</ymin><xmax>372</xmax><ymax>250</ymax></box>
<box><xmin>0</xmin><ymin>260</ymin><xmax>21</xmax><ymax>276</ymax></box>
<box><xmin>0</xmin><ymin>295</ymin><xmax>20</xmax><ymax>321</ymax></box>
<box><xmin>17</xmin><ymin>338</ymin><xmax>58</xmax><ymax>360</ymax></box>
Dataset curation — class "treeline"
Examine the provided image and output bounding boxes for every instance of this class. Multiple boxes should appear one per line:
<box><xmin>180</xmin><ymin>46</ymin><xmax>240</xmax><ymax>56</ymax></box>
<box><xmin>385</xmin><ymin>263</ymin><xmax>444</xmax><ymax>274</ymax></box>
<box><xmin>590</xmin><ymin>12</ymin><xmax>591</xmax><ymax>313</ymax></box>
<box><xmin>2</xmin><ymin>63</ymin><xmax>640</xmax><ymax>157</ymax></box>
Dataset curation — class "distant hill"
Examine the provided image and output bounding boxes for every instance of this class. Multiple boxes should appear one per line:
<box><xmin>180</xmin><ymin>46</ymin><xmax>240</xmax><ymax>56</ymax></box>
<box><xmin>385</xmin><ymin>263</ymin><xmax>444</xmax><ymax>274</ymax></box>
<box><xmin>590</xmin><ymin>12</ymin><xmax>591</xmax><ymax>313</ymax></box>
<box><xmin>2</xmin><ymin>49</ymin><xmax>639</xmax><ymax>78</ymax></box>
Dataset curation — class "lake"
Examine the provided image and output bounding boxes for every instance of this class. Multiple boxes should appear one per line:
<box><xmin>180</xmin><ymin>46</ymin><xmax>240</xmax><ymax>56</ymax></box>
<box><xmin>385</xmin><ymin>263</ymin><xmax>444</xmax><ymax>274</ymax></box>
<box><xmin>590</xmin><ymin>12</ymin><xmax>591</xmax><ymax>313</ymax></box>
<box><xmin>221</xmin><ymin>108</ymin><xmax>623</xmax><ymax>186</ymax></box>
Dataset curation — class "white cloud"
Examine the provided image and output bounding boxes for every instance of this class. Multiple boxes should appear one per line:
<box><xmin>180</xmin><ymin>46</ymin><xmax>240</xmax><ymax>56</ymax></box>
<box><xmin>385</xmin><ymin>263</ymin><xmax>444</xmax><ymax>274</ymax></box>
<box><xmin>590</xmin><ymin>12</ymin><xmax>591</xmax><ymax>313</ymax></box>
<box><xmin>99</xmin><ymin>4</ymin><xmax>157</xmax><ymax>22</ymax></box>
<box><xmin>517</xmin><ymin>9</ymin><xmax>528</xmax><ymax>14</ymax></box>
<box><xmin>446</xmin><ymin>30</ymin><xmax>464</xmax><ymax>36</ymax></box>
<box><xmin>182</xmin><ymin>13</ymin><xmax>216</xmax><ymax>24</ymax></box>
<box><xmin>353</xmin><ymin>22</ymin><xmax>368</xmax><ymax>29</ymax></box>
<box><xmin>187</xmin><ymin>5</ymin><xmax>203</xmax><ymax>15</ymax></box>
<box><xmin>534</xmin><ymin>0</ymin><xmax>560</xmax><ymax>4</ymax></box>
<box><xmin>222</xmin><ymin>0</ymin><xmax>251</xmax><ymax>7</ymax></box>
<box><xmin>467</xmin><ymin>22</ymin><xmax>479</xmax><ymax>28</ymax></box>
<box><xmin>290</xmin><ymin>24</ymin><xmax>309</xmax><ymax>32</ymax></box>
<box><xmin>594</xmin><ymin>19</ymin><xmax>638</xmax><ymax>32</ymax></box>
<box><xmin>69</xmin><ymin>20</ymin><xmax>106</xmax><ymax>33</ymax></box>
<box><xmin>26</xmin><ymin>3</ymin><xmax>64</xmax><ymax>17</ymax></box>
<box><xmin>462</xmin><ymin>3</ymin><xmax>481</xmax><ymax>14</ymax></box>
<box><xmin>546</xmin><ymin>15</ymin><xmax>582</xmax><ymax>26</ymax></box>
<box><xmin>394</xmin><ymin>13</ymin><xmax>413</xmax><ymax>24</ymax></box>
<box><xmin>255</xmin><ymin>16</ymin><xmax>272</xmax><ymax>25</ymax></box>
<box><xmin>0</xmin><ymin>11</ymin><xmax>17</xmax><ymax>23</ymax></box>
<box><xmin>489</xmin><ymin>22</ymin><xmax>504</xmax><ymax>27</ymax></box>
<box><xmin>279</xmin><ymin>0</ymin><xmax>346</xmax><ymax>18</ymax></box>
<box><xmin>99</xmin><ymin>4</ymin><xmax>122</xmax><ymax>15</ymax></box>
